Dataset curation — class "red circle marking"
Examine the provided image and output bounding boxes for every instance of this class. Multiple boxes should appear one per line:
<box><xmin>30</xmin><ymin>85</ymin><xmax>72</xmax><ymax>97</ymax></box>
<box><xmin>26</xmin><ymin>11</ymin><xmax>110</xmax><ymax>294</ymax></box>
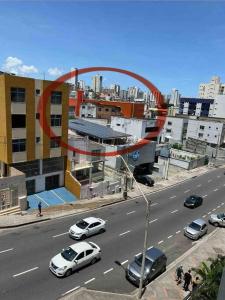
<box><xmin>38</xmin><ymin>67</ymin><xmax>167</xmax><ymax>157</ymax></box>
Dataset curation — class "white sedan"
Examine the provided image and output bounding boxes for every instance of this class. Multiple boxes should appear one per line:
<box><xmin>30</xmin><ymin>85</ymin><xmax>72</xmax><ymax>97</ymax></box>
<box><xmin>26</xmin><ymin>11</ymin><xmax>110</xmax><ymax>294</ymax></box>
<box><xmin>49</xmin><ymin>241</ymin><xmax>101</xmax><ymax>277</ymax></box>
<box><xmin>69</xmin><ymin>217</ymin><xmax>106</xmax><ymax>240</ymax></box>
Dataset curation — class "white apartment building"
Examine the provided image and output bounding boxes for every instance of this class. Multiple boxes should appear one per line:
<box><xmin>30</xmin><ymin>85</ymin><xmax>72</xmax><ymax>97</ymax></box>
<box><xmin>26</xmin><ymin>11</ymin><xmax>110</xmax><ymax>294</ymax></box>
<box><xmin>198</xmin><ymin>76</ymin><xmax>225</xmax><ymax>99</ymax></box>
<box><xmin>208</xmin><ymin>95</ymin><xmax>225</xmax><ymax>118</ymax></box>
<box><xmin>92</xmin><ymin>74</ymin><xmax>103</xmax><ymax>93</ymax></box>
<box><xmin>159</xmin><ymin>116</ymin><xmax>188</xmax><ymax>144</ymax></box>
<box><xmin>186</xmin><ymin>118</ymin><xmax>225</xmax><ymax>146</ymax></box>
<box><xmin>80</xmin><ymin>103</ymin><xmax>97</xmax><ymax>118</ymax></box>
<box><xmin>169</xmin><ymin>88</ymin><xmax>180</xmax><ymax>106</ymax></box>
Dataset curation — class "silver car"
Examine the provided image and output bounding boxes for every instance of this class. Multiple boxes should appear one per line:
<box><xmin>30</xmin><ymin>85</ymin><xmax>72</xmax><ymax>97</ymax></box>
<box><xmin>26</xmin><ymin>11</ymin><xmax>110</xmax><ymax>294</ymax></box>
<box><xmin>184</xmin><ymin>218</ymin><xmax>208</xmax><ymax>240</ymax></box>
<box><xmin>209</xmin><ymin>213</ymin><xmax>225</xmax><ymax>227</ymax></box>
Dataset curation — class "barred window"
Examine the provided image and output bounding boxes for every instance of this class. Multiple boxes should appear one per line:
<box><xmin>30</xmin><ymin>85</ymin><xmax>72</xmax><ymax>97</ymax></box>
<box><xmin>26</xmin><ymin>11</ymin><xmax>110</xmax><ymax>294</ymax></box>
<box><xmin>11</xmin><ymin>87</ymin><xmax>25</xmax><ymax>102</ymax></box>
<box><xmin>51</xmin><ymin>115</ymin><xmax>62</xmax><ymax>127</ymax></box>
<box><xmin>12</xmin><ymin>139</ymin><xmax>26</xmax><ymax>152</ymax></box>
<box><xmin>51</xmin><ymin>91</ymin><xmax>62</xmax><ymax>104</ymax></box>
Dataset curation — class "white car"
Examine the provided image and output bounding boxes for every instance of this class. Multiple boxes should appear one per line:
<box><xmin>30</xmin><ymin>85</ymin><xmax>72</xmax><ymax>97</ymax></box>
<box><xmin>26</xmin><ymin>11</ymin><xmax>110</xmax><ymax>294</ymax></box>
<box><xmin>69</xmin><ymin>217</ymin><xmax>106</xmax><ymax>240</ymax></box>
<box><xmin>49</xmin><ymin>241</ymin><xmax>101</xmax><ymax>277</ymax></box>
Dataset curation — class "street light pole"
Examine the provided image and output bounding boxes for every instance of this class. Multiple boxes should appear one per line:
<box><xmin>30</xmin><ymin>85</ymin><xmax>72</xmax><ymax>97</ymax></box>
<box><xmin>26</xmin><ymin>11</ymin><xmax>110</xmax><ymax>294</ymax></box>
<box><xmin>118</xmin><ymin>155</ymin><xmax>151</xmax><ymax>299</ymax></box>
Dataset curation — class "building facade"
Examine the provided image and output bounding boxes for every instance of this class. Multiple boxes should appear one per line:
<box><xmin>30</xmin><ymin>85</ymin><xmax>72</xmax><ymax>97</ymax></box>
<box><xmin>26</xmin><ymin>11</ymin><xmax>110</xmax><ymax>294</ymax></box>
<box><xmin>198</xmin><ymin>76</ymin><xmax>225</xmax><ymax>99</ymax></box>
<box><xmin>159</xmin><ymin>116</ymin><xmax>188</xmax><ymax>144</ymax></box>
<box><xmin>179</xmin><ymin>97</ymin><xmax>214</xmax><ymax>117</ymax></box>
<box><xmin>92</xmin><ymin>74</ymin><xmax>103</xmax><ymax>93</ymax></box>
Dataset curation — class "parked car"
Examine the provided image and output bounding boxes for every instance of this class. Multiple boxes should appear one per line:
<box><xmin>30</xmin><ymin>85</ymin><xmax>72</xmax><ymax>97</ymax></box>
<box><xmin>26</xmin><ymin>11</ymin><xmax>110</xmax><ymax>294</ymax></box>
<box><xmin>49</xmin><ymin>241</ymin><xmax>101</xmax><ymax>277</ymax></box>
<box><xmin>184</xmin><ymin>195</ymin><xmax>203</xmax><ymax>208</ymax></box>
<box><xmin>134</xmin><ymin>175</ymin><xmax>155</xmax><ymax>187</ymax></box>
<box><xmin>209</xmin><ymin>213</ymin><xmax>225</xmax><ymax>227</ymax></box>
<box><xmin>126</xmin><ymin>247</ymin><xmax>167</xmax><ymax>286</ymax></box>
<box><xmin>69</xmin><ymin>217</ymin><xmax>106</xmax><ymax>240</ymax></box>
<box><xmin>184</xmin><ymin>218</ymin><xmax>207</xmax><ymax>240</ymax></box>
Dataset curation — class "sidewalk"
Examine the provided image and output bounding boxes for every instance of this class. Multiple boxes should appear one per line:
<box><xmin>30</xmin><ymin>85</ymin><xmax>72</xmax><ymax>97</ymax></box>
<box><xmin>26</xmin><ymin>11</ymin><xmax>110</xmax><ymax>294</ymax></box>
<box><xmin>59</xmin><ymin>228</ymin><xmax>225</xmax><ymax>300</ymax></box>
<box><xmin>0</xmin><ymin>164</ymin><xmax>219</xmax><ymax>228</ymax></box>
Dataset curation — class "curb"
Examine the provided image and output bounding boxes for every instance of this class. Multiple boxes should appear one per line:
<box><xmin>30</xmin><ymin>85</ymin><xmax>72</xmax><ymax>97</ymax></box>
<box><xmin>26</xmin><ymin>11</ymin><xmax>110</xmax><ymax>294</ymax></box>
<box><xmin>0</xmin><ymin>217</ymin><xmax>51</xmax><ymax>228</ymax></box>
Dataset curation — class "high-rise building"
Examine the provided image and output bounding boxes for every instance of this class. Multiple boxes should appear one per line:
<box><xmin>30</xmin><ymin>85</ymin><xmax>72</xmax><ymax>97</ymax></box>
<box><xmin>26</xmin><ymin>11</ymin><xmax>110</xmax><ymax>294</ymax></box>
<box><xmin>198</xmin><ymin>76</ymin><xmax>225</xmax><ymax>99</ymax></box>
<box><xmin>0</xmin><ymin>73</ymin><xmax>71</xmax><ymax>212</ymax></box>
<box><xmin>128</xmin><ymin>86</ymin><xmax>139</xmax><ymax>100</ymax></box>
<box><xmin>78</xmin><ymin>80</ymin><xmax>86</xmax><ymax>90</ymax></box>
<box><xmin>169</xmin><ymin>88</ymin><xmax>180</xmax><ymax>106</ymax></box>
<box><xmin>92</xmin><ymin>74</ymin><xmax>103</xmax><ymax>93</ymax></box>
<box><xmin>110</xmin><ymin>84</ymin><xmax>120</xmax><ymax>95</ymax></box>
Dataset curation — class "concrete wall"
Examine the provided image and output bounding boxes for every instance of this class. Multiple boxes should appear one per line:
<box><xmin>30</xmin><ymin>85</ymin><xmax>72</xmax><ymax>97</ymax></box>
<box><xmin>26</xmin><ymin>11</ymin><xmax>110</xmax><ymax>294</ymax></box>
<box><xmin>160</xmin><ymin>117</ymin><xmax>188</xmax><ymax>144</ymax></box>
<box><xmin>80</xmin><ymin>179</ymin><xmax>121</xmax><ymax>199</ymax></box>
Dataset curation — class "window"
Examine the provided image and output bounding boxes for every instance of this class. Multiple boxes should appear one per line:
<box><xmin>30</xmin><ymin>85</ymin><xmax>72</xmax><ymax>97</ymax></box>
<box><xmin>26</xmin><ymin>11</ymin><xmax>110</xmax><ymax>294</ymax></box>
<box><xmin>200</xmin><ymin>125</ymin><xmax>205</xmax><ymax>130</ymax></box>
<box><xmin>12</xmin><ymin>139</ymin><xmax>26</xmax><ymax>152</ymax></box>
<box><xmin>98</xmin><ymin>108</ymin><xmax>101</xmax><ymax>111</ymax></box>
<box><xmin>198</xmin><ymin>133</ymin><xmax>203</xmax><ymax>138</ymax></box>
<box><xmin>116</xmin><ymin>124</ymin><xmax>121</xmax><ymax>126</ymax></box>
<box><xmin>11</xmin><ymin>87</ymin><xmax>25</xmax><ymax>102</ymax></box>
<box><xmin>166</xmin><ymin>129</ymin><xmax>172</xmax><ymax>133</ymax></box>
<box><xmin>209</xmin><ymin>126</ymin><xmax>211</xmax><ymax>129</ymax></box>
<box><xmin>51</xmin><ymin>91</ymin><xmax>62</xmax><ymax>104</ymax></box>
<box><xmin>36</xmin><ymin>113</ymin><xmax>40</xmax><ymax>119</ymax></box>
<box><xmin>51</xmin><ymin>115</ymin><xmax>62</xmax><ymax>127</ymax></box>
<box><xmin>76</xmin><ymin>252</ymin><xmax>84</xmax><ymax>260</ymax></box>
<box><xmin>82</xmin><ymin>105</ymin><xmax>86</xmax><ymax>109</ymax></box>
<box><xmin>215</xmin><ymin>135</ymin><xmax>217</xmax><ymax>138</ymax></box>
<box><xmin>36</xmin><ymin>89</ymin><xmax>40</xmax><ymax>96</ymax></box>
<box><xmin>86</xmin><ymin>249</ymin><xmax>94</xmax><ymax>256</ymax></box>
<box><xmin>50</xmin><ymin>136</ymin><xmax>61</xmax><ymax>148</ymax></box>
<box><xmin>11</xmin><ymin>114</ymin><xmax>26</xmax><ymax>128</ymax></box>
<box><xmin>167</xmin><ymin>121</ymin><xmax>172</xmax><ymax>125</ymax></box>
<box><xmin>216</xmin><ymin>127</ymin><xmax>218</xmax><ymax>130</ymax></box>
<box><xmin>36</xmin><ymin>137</ymin><xmax>40</xmax><ymax>143</ymax></box>
<box><xmin>105</xmin><ymin>108</ymin><xmax>109</xmax><ymax>112</ymax></box>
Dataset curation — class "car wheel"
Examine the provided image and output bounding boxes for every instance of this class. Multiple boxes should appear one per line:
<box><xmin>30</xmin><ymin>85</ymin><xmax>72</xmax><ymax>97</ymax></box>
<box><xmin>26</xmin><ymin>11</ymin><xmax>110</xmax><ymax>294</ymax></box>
<box><xmin>214</xmin><ymin>222</ymin><xmax>219</xmax><ymax>227</ymax></box>
<box><xmin>99</xmin><ymin>228</ymin><xmax>105</xmax><ymax>234</ymax></box>
<box><xmin>90</xmin><ymin>257</ymin><xmax>97</xmax><ymax>265</ymax></box>
<box><xmin>81</xmin><ymin>234</ymin><xmax>87</xmax><ymax>240</ymax></box>
<box><xmin>65</xmin><ymin>269</ymin><xmax>72</xmax><ymax>277</ymax></box>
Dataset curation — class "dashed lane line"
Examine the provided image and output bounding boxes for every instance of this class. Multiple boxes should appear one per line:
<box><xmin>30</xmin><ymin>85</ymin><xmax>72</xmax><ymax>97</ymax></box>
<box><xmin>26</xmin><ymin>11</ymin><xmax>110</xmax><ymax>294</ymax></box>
<box><xmin>208</xmin><ymin>179</ymin><xmax>212</xmax><ymax>183</ymax></box>
<box><xmin>121</xmin><ymin>260</ymin><xmax>129</xmax><ymax>265</ymax></box>
<box><xmin>151</xmin><ymin>203</ymin><xmax>158</xmax><ymax>207</ymax></box>
<box><xmin>103</xmin><ymin>268</ymin><xmax>113</xmax><ymax>275</ymax></box>
<box><xmin>208</xmin><ymin>212</ymin><xmax>212</xmax><ymax>215</ymax></box>
<box><xmin>203</xmin><ymin>195</ymin><xmax>208</xmax><ymax>198</ymax></box>
<box><xmin>84</xmin><ymin>278</ymin><xmax>95</xmax><ymax>285</ymax></box>
<box><xmin>62</xmin><ymin>286</ymin><xmax>80</xmax><ymax>296</ymax></box>
<box><xmin>221</xmin><ymin>203</ymin><xmax>224</xmax><ymax>206</ymax></box>
<box><xmin>168</xmin><ymin>235</ymin><xmax>173</xmax><ymax>239</ymax></box>
<box><xmin>53</xmin><ymin>232</ymin><xmax>68</xmax><ymax>238</ymax></box>
<box><xmin>202</xmin><ymin>215</ymin><xmax>207</xmax><ymax>218</ymax></box>
<box><xmin>213</xmin><ymin>188</ymin><xmax>218</xmax><ymax>192</ymax></box>
<box><xmin>176</xmin><ymin>230</ymin><xmax>181</xmax><ymax>234</ymax></box>
<box><xmin>0</xmin><ymin>248</ymin><xmax>14</xmax><ymax>254</ymax></box>
<box><xmin>119</xmin><ymin>230</ymin><xmax>131</xmax><ymax>237</ymax></box>
<box><xmin>149</xmin><ymin>218</ymin><xmax>158</xmax><ymax>224</ymax></box>
<box><xmin>197</xmin><ymin>184</ymin><xmax>202</xmax><ymax>187</ymax></box>
<box><xmin>184</xmin><ymin>189</ymin><xmax>190</xmax><ymax>193</ymax></box>
<box><xmin>126</xmin><ymin>210</ymin><xmax>136</xmax><ymax>215</ymax></box>
<box><xmin>217</xmin><ymin>205</ymin><xmax>221</xmax><ymax>209</ymax></box>
<box><xmin>158</xmin><ymin>240</ymin><xmax>164</xmax><ymax>245</ymax></box>
<box><xmin>170</xmin><ymin>196</ymin><xmax>176</xmax><ymax>199</ymax></box>
<box><xmin>13</xmin><ymin>267</ymin><xmax>39</xmax><ymax>278</ymax></box>
<box><xmin>212</xmin><ymin>208</ymin><xmax>216</xmax><ymax>212</ymax></box>
<box><xmin>217</xmin><ymin>175</ymin><xmax>221</xmax><ymax>178</ymax></box>
<box><xmin>171</xmin><ymin>209</ymin><xmax>178</xmax><ymax>214</ymax></box>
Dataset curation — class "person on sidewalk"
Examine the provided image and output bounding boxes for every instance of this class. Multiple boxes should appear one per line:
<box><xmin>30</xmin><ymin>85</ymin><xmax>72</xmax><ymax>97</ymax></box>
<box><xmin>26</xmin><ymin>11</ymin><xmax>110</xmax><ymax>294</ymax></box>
<box><xmin>192</xmin><ymin>276</ymin><xmax>201</xmax><ymax>293</ymax></box>
<box><xmin>175</xmin><ymin>266</ymin><xmax>184</xmax><ymax>284</ymax></box>
<box><xmin>38</xmin><ymin>201</ymin><xmax>42</xmax><ymax>217</ymax></box>
<box><xmin>183</xmin><ymin>270</ymin><xmax>192</xmax><ymax>291</ymax></box>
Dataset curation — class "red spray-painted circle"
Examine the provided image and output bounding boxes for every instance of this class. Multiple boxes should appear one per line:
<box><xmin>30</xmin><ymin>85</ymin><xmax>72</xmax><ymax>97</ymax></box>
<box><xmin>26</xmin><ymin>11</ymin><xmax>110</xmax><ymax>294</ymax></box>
<box><xmin>38</xmin><ymin>67</ymin><xmax>167</xmax><ymax>157</ymax></box>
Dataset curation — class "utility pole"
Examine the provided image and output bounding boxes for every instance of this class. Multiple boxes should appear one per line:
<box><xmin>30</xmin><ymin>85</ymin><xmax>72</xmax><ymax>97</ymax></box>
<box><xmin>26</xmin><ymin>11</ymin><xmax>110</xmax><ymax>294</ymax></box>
<box><xmin>123</xmin><ymin>153</ymin><xmax>128</xmax><ymax>200</ymax></box>
<box><xmin>74</xmin><ymin>68</ymin><xmax>78</xmax><ymax>91</ymax></box>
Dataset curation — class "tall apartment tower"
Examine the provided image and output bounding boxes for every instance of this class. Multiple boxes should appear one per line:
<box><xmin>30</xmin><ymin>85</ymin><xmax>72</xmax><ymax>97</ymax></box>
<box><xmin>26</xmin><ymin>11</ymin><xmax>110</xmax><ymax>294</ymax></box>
<box><xmin>169</xmin><ymin>88</ymin><xmax>180</xmax><ymax>106</ymax></box>
<box><xmin>92</xmin><ymin>74</ymin><xmax>103</xmax><ymax>93</ymax></box>
<box><xmin>198</xmin><ymin>76</ymin><xmax>225</xmax><ymax>99</ymax></box>
<box><xmin>0</xmin><ymin>73</ymin><xmax>69</xmax><ymax>199</ymax></box>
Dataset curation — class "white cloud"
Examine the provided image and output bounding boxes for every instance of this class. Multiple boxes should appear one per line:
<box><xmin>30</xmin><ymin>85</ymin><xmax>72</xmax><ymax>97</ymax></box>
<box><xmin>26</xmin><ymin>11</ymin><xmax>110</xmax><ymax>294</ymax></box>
<box><xmin>2</xmin><ymin>56</ymin><xmax>38</xmax><ymax>75</ymax></box>
<box><xmin>48</xmin><ymin>67</ymin><xmax>62</xmax><ymax>76</ymax></box>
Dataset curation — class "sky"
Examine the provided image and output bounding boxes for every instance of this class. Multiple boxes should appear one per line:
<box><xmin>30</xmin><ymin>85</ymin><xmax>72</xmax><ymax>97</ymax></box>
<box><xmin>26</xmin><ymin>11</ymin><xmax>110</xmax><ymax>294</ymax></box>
<box><xmin>0</xmin><ymin>1</ymin><xmax>225</xmax><ymax>96</ymax></box>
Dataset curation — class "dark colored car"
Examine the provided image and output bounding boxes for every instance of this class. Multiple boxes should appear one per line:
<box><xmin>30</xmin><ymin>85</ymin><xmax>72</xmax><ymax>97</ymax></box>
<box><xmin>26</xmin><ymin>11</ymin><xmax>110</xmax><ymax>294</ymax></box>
<box><xmin>126</xmin><ymin>247</ymin><xmax>167</xmax><ymax>286</ymax></box>
<box><xmin>134</xmin><ymin>175</ymin><xmax>155</xmax><ymax>187</ymax></box>
<box><xmin>184</xmin><ymin>195</ymin><xmax>203</xmax><ymax>208</ymax></box>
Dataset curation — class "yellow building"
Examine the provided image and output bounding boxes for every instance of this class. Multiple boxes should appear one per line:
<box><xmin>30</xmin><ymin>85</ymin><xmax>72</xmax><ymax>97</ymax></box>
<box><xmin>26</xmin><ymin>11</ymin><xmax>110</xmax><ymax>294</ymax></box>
<box><xmin>0</xmin><ymin>72</ymin><xmax>69</xmax><ymax>213</ymax></box>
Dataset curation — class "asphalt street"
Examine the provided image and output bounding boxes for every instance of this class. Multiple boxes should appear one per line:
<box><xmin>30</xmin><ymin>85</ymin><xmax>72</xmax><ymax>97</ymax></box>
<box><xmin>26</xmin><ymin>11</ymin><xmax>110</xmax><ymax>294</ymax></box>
<box><xmin>0</xmin><ymin>167</ymin><xmax>225</xmax><ymax>300</ymax></box>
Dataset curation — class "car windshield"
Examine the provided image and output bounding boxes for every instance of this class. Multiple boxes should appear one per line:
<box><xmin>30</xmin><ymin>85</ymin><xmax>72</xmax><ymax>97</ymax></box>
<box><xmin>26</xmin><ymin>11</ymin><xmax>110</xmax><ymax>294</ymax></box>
<box><xmin>61</xmin><ymin>247</ymin><xmax>77</xmax><ymax>261</ymax></box>
<box><xmin>186</xmin><ymin>197</ymin><xmax>196</xmax><ymax>203</ymax></box>
<box><xmin>76</xmin><ymin>220</ymin><xmax>89</xmax><ymax>229</ymax></box>
<box><xmin>189</xmin><ymin>222</ymin><xmax>201</xmax><ymax>231</ymax></box>
<box><xmin>135</xmin><ymin>255</ymin><xmax>152</xmax><ymax>268</ymax></box>
<box><xmin>217</xmin><ymin>213</ymin><xmax>225</xmax><ymax>219</ymax></box>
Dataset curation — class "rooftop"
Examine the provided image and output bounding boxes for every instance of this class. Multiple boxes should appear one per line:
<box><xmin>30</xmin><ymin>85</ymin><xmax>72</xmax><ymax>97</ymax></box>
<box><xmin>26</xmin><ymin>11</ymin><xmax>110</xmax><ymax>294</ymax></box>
<box><xmin>69</xmin><ymin>118</ymin><xmax>130</xmax><ymax>140</ymax></box>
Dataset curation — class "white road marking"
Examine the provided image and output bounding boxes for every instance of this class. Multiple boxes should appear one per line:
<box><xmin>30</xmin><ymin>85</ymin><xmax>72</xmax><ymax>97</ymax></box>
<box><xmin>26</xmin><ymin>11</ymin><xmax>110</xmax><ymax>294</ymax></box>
<box><xmin>151</xmin><ymin>203</ymin><xmax>158</xmax><ymax>207</ymax></box>
<box><xmin>149</xmin><ymin>218</ymin><xmax>158</xmax><ymax>224</ymax></box>
<box><xmin>168</xmin><ymin>235</ymin><xmax>173</xmax><ymax>239</ymax></box>
<box><xmin>208</xmin><ymin>179</ymin><xmax>212</xmax><ymax>183</ymax></box>
<box><xmin>84</xmin><ymin>278</ymin><xmax>95</xmax><ymax>285</ymax></box>
<box><xmin>208</xmin><ymin>212</ymin><xmax>212</xmax><ymax>215</ymax></box>
<box><xmin>53</xmin><ymin>232</ymin><xmax>68</xmax><ymax>238</ymax></box>
<box><xmin>126</xmin><ymin>210</ymin><xmax>136</xmax><ymax>215</ymax></box>
<box><xmin>0</xmin><ymin>248</ymin><xmax>14</xmax><ymax>254</ymax></box>
<box><xmin>202</xmin><ymin>215</ymin><xmax>207</xmax><ymax>218</ymax></box>
<box><xmin>221</xmin><ymin>203</ymin><xmax>224</xmax><ymax>206</ymax></box>
<box><xmin>203</xmin><ymin>195</ymin><xmax>208</xmax><ymax>198</ymax></box>
<box><xmin>176</xmin><ymin>230</ymin><xmax>181</xmax><ymax>234</ymax></box>
<box><xmin>217</xmin><ymin>205</ymin><xmax>221</xmax><ymax>208</ymax></box>
<box><xmin>212</xmin><ymin>208</ymin><xmax>216</xmax><ymax>211</ymax></box>
<box><xmin>213</xmin><ymin>188</ymin><xmax>218</xmax><ymax>192</ymax></box>
<box><xmin>170</xmin><ymin>195</ymin><xmax>176</xmax><ymax>199</ymax></box>
<box><xmin>104</xmin><ymin>268</ymin><xmax>113</xmax><ymax>275</ymax></box>
<box><xmin>224</xmin><ymin>184</ymin><xmax>225</xmax><ymax>187</ymax></box>
<box><xmin>158</xmin><ymin>240</ymin><xmax>164</xmax><ymax>245</ymax></box>
<box><xmin>171</xmin><ymin>209</ymin><xmax>178</xmax><ymax>214</ymax></box>
<box><xmin>184</xmin><ymin>189</ymin><xmax>190</xmax><ymax>193</ymax></box>
<box><xmin>121</xmin><ymin>260</ymin><xmax>129</xmax><ymax>265</ymax></box>
<box><xmin>148</xmin><ymin>246</ymin><xmax>153</xmax><ymax>250</ymax></box>
<box><xmin>119</xmin><ymin>230</ymin><xmax>131</xmax><ymax>237</ymax></box>
<box><xmin>13</xmin><ymin>267</ymin><xmax>39</xmax><ymax>278</ymax></box>
<box><xmin>197</xmin><ymin>184</ymin><xmax>202</xmax><ymax>187</ymax></box>
<box><xmin>136</xmin><ymin>252</ymin><xmax>142</xmax><ymax>256</ymax></box>
<box><xmin>217</xmin><ymin>175</ymin><xmax>221</xmax><ymax>178</ymax></box>
<box><xmin>62</xmin><ymin>286</ymin><xmax>80</xmax><ymax>296</ymax></box>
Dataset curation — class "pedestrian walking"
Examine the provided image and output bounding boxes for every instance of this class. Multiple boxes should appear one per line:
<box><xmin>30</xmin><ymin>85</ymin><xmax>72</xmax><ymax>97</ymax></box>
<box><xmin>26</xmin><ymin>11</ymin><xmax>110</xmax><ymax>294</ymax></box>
<box><xmin>183</xmin><ymin>270</ymin><xmax>192</xmax><ymax>291</ymax></box>
<box><xmin>38</xmin><ymin>201</ymin><xmax>42</xmax><ymax>217</ymax></box>
<box><xmin>175</xmin><ymin>266</ymin><xmax>184</xmax><ymax>285</ymax></box>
